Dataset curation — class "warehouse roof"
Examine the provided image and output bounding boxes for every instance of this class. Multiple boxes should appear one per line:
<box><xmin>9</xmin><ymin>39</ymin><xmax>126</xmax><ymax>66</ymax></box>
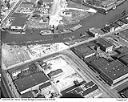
<box><xmin>14</xmin><ymin>71</ymin><xmax>49</xmax><ymax>93</ymax></box>
<box><xmin>119</xmin><ymin>54</ymin><xmax>128</xmax><ymax>65</ymax></box>
<box><xmin>90</xmin><ymin>58</ymin><xmax>128</xmax><ymax>85</ymax></box>
<box><xmin>39</xmin><ymin>82</ymin><xmax>51</xmax><ymax>90</ymax></box>
<box><xmin>105</xmin><ymin>60</ymin><xmax>128</xmax><ymax>82</ymax></box>
<box><xmin>116</xmin><ymin>47</ymin><xmax>128</xmax><ymax>54</ymax></box>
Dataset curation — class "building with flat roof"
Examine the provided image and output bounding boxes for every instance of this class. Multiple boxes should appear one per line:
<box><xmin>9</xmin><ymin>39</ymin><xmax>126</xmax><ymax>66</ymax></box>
<box><xmin>10</xmin><ymin>16</ymin><xmax>27</xmax><ymax>30</ymax></box>
<box><xmin>119</xmin><ymin>54</ymin><xmax>128</xmax><ymax>66</ymax></box>
<box><xmin>14</xmin><ymin>71</ymin><xmax>49</xmax><ymax>94</ymax></box>
<box><xmin>21</xmin><ymin>91</ymin><xmax>34</xmax><ymax>98</ymax></box>
<box><xmin>71</xmin><ymin>44</ymin><xmax>95</xmax><ymax>59</ymax></box>
<box><xmin>95</xmin><ymin>38</ymin><xmax>113</xmax><ymax>52</ymax></box>
<box><xmin>115</xmin><ymin>46</ymin><xmax>128</xmax><ymax>54</ymax></box>
<box><xmin>89</xmin><ymin>58</ymin><xmax>128</xmax><ymax>86</ymax></box>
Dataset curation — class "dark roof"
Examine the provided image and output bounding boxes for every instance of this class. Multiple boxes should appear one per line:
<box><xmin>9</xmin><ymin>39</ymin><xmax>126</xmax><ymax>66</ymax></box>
<box><xmin>116</xmin><ymin>47</ymin><xmax>128</xmax><ymax>54</ymax></box>
<box><xmin>84</xmin><ymin>55</ymin><xmax>98</xmax><ymax>63</ymax></box>
<box><xmin>11</xmin><ymin>16</ymin><xmax>28</xmax><ymax>27</ymax></box>
<box><xmin>71</xmin><ymin>44</ymin><xmax>95</xmax><ymax>58</ymax></box>
<box><xmin>21</xmin><ymin>91</ymin><xmax>34</xmax><ymax>98</ymax></box>
<box><xmin>10</xmin><ymin>13</ymin><xmax>28</xmax><ymax>27</ymax></box>
<box><xmin>61</xmin><ymin>93</ymin><xmax>84</xmax><ymax>98</ymax></box>
<box><xmin>36</xmin><ymin>94</ymin><xmax>45</xmax><ymax>98</ymax></box>
<box><xmin>120</xmin><ymin>88</ymin><xmax>128</xmax><ymax>98</ymax></box>
<box><xmin>39</xmin><ymin>82</ymin><xmax>51</xmax><ymax>89</ymax></box>
<box><xmin>89</xmin><ymin>57</ymin><xmax>109</xmax><ymax>70</ymax></box>
<box><xmin>61</xmin><ymin>81</ymin><xmax>86</xmax><ymax>95</ymax></box>
<box><xmin>47</xmin><ymin>69</ymin><xmax>63</xmax><ymax>78</ymax></box>
<box><xmin>110</xmin><ymin>22</ymin><xmax>120</xmax><ymax>28</ymax></box>
<box><xmin>105</xmin><ymin>60</ymin><xmax>128</xmax><ymax>81</ymax></box>
<box><xmin>14</xmin><ymin>71</ymin><xmax>49</xmax><ymax>92</ymax></box>
<box><xmin>82</xmin><ymin>84</ymin><xmax>98</xmax><ymax>96</ymax></box>
<box><xmin>119</xmin><ymin>54</ymin><xmax>128</xmax><ymax>65</ymax></box>
<box><xmin>8</xmin><ymin>64</ymin><xmax>28</xmax><ymax>74</ymax></box>
<box><xmin>120</xmin><ymin>18</ymin><xmax>128</xmax><ymax>23</ymax></box>
<box><xmin>96</xmin><ymin>38</ymin><xmax>113</xmax><ymax>49</ymax></box>
<box><xmin>8</xmin><ymin>63</ymin><xmax>37</xmax><ymax>76</ymax></box>
<box><xmin>90</xmin><ymin>59</ymin><xmax>128</xmax><ymax>85</ymax></box>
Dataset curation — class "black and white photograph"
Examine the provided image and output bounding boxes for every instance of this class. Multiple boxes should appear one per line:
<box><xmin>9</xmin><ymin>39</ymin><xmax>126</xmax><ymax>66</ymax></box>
<box><xmin>0</xmin><ymin>0</ymin><xmax>128</xmax><ymax>100</ymax></box>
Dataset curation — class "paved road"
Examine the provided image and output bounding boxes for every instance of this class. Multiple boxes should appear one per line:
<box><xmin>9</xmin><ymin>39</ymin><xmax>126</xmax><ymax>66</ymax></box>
<box><xmin>1</xmin><ymin>0</ymin><xmax>128</xmax><ymax>45</ymax></box>
<box><xmin>1</xmin><ymin>73</ymin><xmax>13</xmax><ymax>98</ymax></box>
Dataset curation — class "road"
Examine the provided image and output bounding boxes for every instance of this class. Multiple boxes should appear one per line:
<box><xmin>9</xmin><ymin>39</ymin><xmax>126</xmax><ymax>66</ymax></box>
<box><xmin>3</xmin><ymin>24</ymin><xmax>128</xmax><ymax>71</ymax></box>
<box><xmin>1</xmin><ymin>0</ymin><xmax>128</xmax><ymax>45</ymax></box>
<box><xmin>1</xmin><ymin>71</ymin><xmax>14</xmax><ymax>98</ymax></box>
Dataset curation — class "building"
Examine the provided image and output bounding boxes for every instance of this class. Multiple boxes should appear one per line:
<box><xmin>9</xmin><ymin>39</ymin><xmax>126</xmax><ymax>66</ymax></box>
<box><xmin>101</xmin><ymin>25</ymin><xmax>112</xmax><ymax>33</ymax></box>
<box><xmin>14</xmin><ymin>71</ymin><xmax>49</xmax><ymax>94</ymax></box>
<box><xmin>71</xmin><ymin>44</ymin><xmax>95</xmax><ymax>59</ymax></box>
<box><xmin>119</xmin><ymin>87</ymin><xmax>128</xmax><ymax>98</ymax></box>
<box><xmin>10</xmin><ymin>13</ymin><xmax>28</xmax><ymax>30</ymax></box>
<box><xmin>115</xmin><ymin>46</ymin><xmax>128</xmax><ymax>54</ymax></box>
<box><xmin>47</xmin><ymin>69</ymin><xmax>63</xmax><ymax>78</ymax></box>
<box><xmin>61</xmin><ymin>81</ymin><xmax>99</xmax><ymax>97</ymax></box>
<box><xmin>88</xmin><ymin>28</ymin><xmax>104</xmax><ymax>37</ymax></box>
<box><xmin>39</xmin><ymin>82</ymin><xmax>51</xmax><ymax>90</ymax></box>
<box><xmin>21</xmin><ymin>91</ymin><xmax>34</xmax><ymax>98</ymax></box>
<box><xmin>95</xmin><ymin>38</ymin><xmax>113</xmax><ymax>52</ymax></box>
<box><xmin>119</xmin><ymin>54</ymin><xmax>128</xmax><ymax>66</ymax></box>
<box><xmin>89</xmin><ymin>58</ymin><xmax>128</xmax><ymax>86</ymax></box>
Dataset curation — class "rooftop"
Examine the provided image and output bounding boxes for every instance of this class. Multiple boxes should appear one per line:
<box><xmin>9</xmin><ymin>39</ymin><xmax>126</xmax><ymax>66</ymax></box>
<box><xmin>21</xmin><ymin>91</ymin><xmax>34</xmax><ymax>98</ymax></box>
<box><xmin>14</xmin><ymin>71</ymin><xmax>49</xmax><ymax>93</ymax></box>
<box><xmin>119</xmin><ymin>54</ymin><xmax>128</xmax><ymax>65</ymax></box>
<box><xmin>90</xmin><ymin>58</ymin><xmax>128</xmax><ymax>85</ymax></box>
<box><xmin>116</xmin><ymin>46</ymin><xmax>128</xmax><ymax>54</ymax></box>
<box><xmin>71</xmin><ymin>44</ymin><xmax>95</xmax><ymax>59</ymax></box>
<box><xmin>10</xmin><ymin>13</ymin><xmax>28</xmax><ymax>27</ymax></box>
<box><xmin>96</xmin><ymin>38</ymin><xmax>113</xmax><ymax>48</ymax></box>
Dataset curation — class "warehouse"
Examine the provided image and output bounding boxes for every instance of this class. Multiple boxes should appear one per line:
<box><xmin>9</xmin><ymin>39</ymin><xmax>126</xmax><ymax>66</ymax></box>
<box><xmin>119</xmin><ymin>54</ymin><xmax>128</xmax><ymax>66</ymax></box>
<box><xmin>89</xmin><ymin>58</ymin><xmax>128</xmax><ymax>86</ymax></box>
<box><xmin>14</xmin><ymin>71</ymin><xmax>49</xmax><ymax>94</ymax></box>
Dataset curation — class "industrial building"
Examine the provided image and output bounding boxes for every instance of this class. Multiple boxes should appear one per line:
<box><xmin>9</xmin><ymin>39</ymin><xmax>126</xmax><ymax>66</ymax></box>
<box><xmin>71</xmin><ymin>44</ymin><xmax>95</xmax><ymax>59</ymax></box>
<box><xmin>86</xmin><ymin>57</ymin><xmax>128</xmax><ymax>86</ymax></box>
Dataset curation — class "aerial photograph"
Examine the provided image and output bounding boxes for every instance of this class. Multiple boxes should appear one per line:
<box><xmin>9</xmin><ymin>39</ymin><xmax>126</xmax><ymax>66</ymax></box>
<box><xmin>1</xmin><ymin>0</ymin><xmax>128</xmax><ymax>98</ymax></box>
